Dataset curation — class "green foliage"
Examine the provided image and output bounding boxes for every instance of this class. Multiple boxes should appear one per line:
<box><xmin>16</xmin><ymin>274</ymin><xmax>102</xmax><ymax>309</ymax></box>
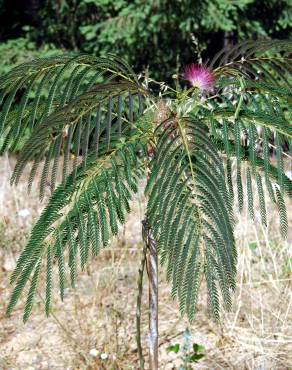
<box><xmin>0</xmin><ymin>37</ymin><xmax>66</xmax><ymax>152</ymax></box>
<box><xmin>166</xmin><ymin>343</ymin><xmax>180</xmax><ymax>354</ymax></box>
<box><xmin>3</xmin><ymin>0</ymin><xmax>291</xmax><ymax>82</ymax></box>
<box><xmin>7</xmin><ymin>138</ymin><xmax>146</xmax><ymax>320</ymax></box>
<box><xmin>1</xmin><ymin>40</ymin><xmax>291</xmax><ymax>326</ymax></box>
<box><xmin>166</xmin><ymin>329</ymin><xmax>205</xmax><ymax>369</ymax></box>
<box><xmin>146</xmin><ymin>118</ymin><xmax>236</xmax><ymax>321</ymax></box>
<box><xmin>0</xmin><ymin>37</ymin><xmax>61</xmax><ymax>75</ymax></box>
<box><xmin>0</xmin><ymin>53</ymin><xmax>145</xmax><ymax>167</ymax></box>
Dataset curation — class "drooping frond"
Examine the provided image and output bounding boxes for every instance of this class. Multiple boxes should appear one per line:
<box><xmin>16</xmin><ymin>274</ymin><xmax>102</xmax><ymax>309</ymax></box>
<box><xmin>7</xmin><ymin>135</ymin><xmax>148</xmax><ymax>322</ymax></box>
<box><xmin>194</xmin><ymin>38</ymin><xmax>292</xmax><ymax>230</ymax></box>
<box><xmin>0</xmin><ymin>54</ymin><xmax>147</xmax><ymax>195</ymax></box>
<box><xmin>146</xmin><ymin>117</ymin><xmax>236</xmax><ymax>321</ymax></box>
<box><xmin>210</xmin><ymin>39</ymin><xmax>292</xmax><ymax>89</ymax></box>
<box><xmin>13</xmin><ymin>81</ymin><xmax>145</xmax><ymax>195</ymax></box>
<box><xmin>202</xmin><ymin>83</ymin><xmax>292</xmax><ymax>233</ymax></box>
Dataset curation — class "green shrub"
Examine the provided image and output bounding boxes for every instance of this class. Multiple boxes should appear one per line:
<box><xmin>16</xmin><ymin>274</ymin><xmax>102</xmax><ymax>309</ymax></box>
<box><xmin>0</xmin><ymin>37</ymin><xmax>61</xmax><ymax>75</ymax></box>
<box><xmin>25</xmin><ymin>0</ymin><xmax>292</xmax><ymax>82</ymax></box>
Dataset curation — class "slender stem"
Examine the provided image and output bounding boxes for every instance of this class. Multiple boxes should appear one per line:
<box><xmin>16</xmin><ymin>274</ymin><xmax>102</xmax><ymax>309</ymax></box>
<box><xmin>143</xmin><ymin>219</ymin><xmax>159</xmax><ymax>370</ymax></box>
<box><xmin>136</xmin><ymin>243</ymin><xmax>147</xmax><ymax>369</ymax></box>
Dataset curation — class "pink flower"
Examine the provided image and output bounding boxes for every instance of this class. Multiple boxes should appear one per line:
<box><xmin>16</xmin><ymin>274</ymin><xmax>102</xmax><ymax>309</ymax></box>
<box><xmin>183</xmin><ymin>64</ymin><xmax>215</xmax><ymax>92</ymax></box>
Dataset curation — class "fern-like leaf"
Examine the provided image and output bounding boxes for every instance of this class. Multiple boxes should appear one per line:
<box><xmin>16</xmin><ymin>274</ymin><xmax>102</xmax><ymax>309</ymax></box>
<box><xmin>146</xmin><ymin>117</ymin><xmax>236</xmax><ymax>321</ymax></box>
<box><xmin>7</xmin><ymin>136</ymin><xmax>147</xmax><ymax>321</ymax></box>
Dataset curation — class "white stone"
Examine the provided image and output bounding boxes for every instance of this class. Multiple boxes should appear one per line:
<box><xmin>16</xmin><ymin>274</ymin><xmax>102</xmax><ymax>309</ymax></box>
<box><xmin>100</xmin><ymin>353</ymin><xmax>108</xmax><ymax>360</ymax></box>
<box><xmin>18</xmin><ymin>209</ymin><xmax>30</xmax><ymax>218</ymax></box>
<box><xmin>89</xmin><ymin>348</ymin><xmax>98</xmax><ymax>357</ymax></box>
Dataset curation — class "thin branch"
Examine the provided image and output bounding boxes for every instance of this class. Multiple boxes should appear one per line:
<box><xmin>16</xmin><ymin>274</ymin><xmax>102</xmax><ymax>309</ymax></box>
<box><xmin>136</xmin><ymin>241</ymin><xmax>147</xmax><ymax>370</ymax></box>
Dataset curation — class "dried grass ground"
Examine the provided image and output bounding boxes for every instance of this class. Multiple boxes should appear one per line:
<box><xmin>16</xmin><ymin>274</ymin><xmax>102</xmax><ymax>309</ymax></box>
<box><xmin>0</xmin><ymin>155</ymin><xmax>291</xmax><ymax>370</ymax></box>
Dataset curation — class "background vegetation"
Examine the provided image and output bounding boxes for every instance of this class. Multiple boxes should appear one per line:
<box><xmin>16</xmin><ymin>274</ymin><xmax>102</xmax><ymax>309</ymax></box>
<box><xmin>0</xmin><ymin>0</ymin><xmax>291</xmax><ymax>80</ymax></box>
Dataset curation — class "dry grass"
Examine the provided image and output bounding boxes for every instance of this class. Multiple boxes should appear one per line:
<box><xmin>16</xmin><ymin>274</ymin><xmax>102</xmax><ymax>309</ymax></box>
<box><xmin>0</xmin><ymin>155</ymin><xmax>291</xmax><ymax>370</ymax></box>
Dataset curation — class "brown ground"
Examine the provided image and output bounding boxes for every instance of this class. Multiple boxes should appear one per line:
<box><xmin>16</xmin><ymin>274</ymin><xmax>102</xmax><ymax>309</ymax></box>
<box><xmin>0</xmin><ymin>155</ymin><xmax>291</xmax><ymax>370</ymax></box>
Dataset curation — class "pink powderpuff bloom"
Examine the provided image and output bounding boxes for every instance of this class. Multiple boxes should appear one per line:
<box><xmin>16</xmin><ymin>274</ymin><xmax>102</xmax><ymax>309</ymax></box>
<box><xmin>183</xmin><ymin>64</ymin><xmax>215</xmax><ymax>92</ymax></box>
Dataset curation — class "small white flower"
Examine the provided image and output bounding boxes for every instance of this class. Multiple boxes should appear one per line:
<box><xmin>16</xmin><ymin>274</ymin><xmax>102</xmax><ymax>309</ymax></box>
<box><xmin>100</xmin><ymin>353</ymin><xmax>108</xmax><ymax>360</ymax></box>
<box><xmin>18</xmin><ymin>209</ymin><xmax>30</xmax><ymax>218</ymax></box>
<box><xmin>89</xmin><ymin>348</ymin><xmax>98</xmax><ymax>357</ymax></box>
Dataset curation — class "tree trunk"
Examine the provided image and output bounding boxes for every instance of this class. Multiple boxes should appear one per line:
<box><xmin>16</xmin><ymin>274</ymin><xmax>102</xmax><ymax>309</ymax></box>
<box><xmin>141</xmin><ymin>218</ymin><xmax>159</xmax><ymax>370</ymax></box>
<box><xmin>148</xmin><ymin>224</ymin><xmax>158</xmax><ymax>370</ymax></box>
<box><xmin>136</xmin><ymin>244</ymin><xmax>147</xmax><ymax>370</ymax></box>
